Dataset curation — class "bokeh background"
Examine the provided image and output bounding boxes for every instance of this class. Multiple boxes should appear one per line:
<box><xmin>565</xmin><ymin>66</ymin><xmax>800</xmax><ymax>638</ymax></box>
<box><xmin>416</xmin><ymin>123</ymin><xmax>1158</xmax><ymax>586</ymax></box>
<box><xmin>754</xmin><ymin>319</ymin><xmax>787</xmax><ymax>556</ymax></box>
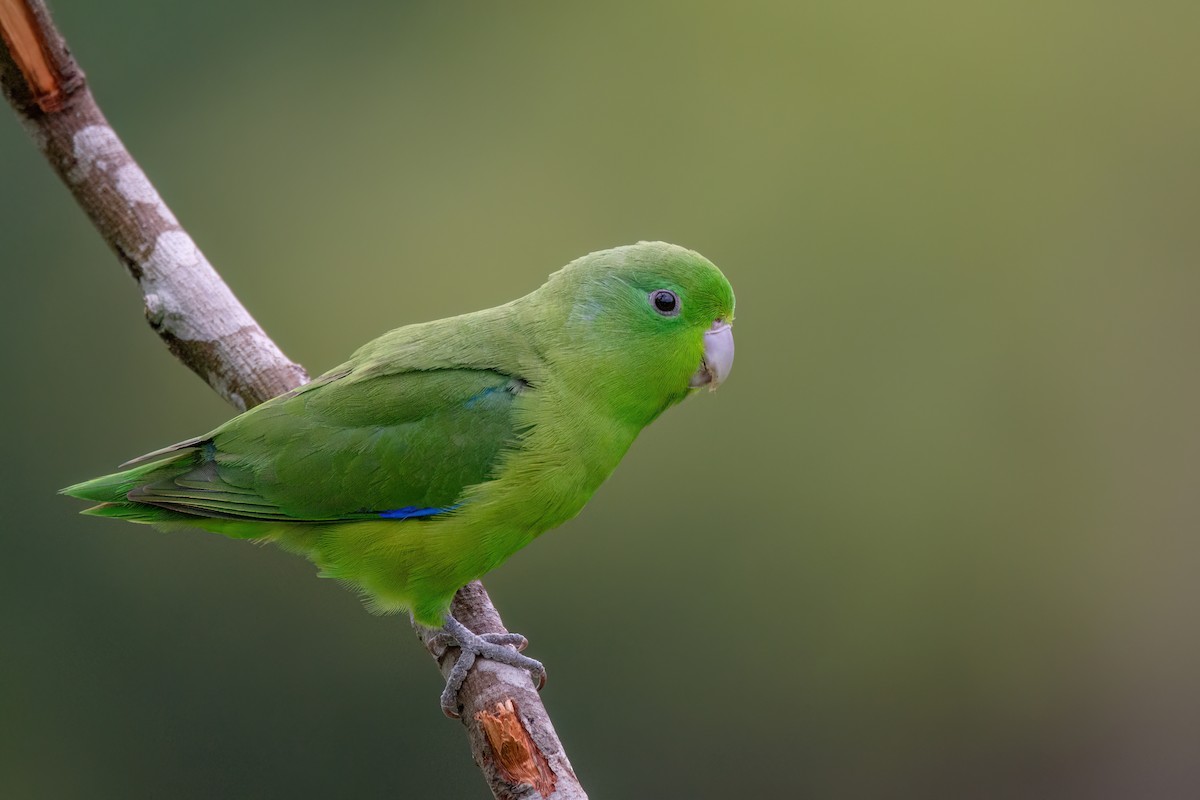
<box><xmin>3</xmin><ymin>1</ymin><xmax>1198</xmax><ymax>798</ymax></box>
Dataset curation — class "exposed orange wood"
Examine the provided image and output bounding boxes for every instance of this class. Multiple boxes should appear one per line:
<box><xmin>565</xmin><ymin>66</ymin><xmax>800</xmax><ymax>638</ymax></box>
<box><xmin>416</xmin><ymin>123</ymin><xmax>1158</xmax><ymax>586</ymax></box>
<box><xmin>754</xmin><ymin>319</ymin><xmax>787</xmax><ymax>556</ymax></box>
<box><xmin>475</xmin><ymin>699</ymin><xmax>557</xmax><ymax>798</ymax></box>
<box><xmin>0</xmin><ymin>0</ymin><xmax>63</xmax><ymax>111</ymax></box>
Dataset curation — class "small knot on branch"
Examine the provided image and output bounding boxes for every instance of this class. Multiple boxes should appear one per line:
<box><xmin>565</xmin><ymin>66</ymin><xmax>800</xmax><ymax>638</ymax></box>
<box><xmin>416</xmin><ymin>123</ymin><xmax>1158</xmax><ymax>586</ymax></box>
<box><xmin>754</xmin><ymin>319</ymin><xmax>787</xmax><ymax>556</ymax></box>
<box><xmin>144</xmin><ymin>292</ymin><xmax>164</xmax><ymax>327</ymax></box>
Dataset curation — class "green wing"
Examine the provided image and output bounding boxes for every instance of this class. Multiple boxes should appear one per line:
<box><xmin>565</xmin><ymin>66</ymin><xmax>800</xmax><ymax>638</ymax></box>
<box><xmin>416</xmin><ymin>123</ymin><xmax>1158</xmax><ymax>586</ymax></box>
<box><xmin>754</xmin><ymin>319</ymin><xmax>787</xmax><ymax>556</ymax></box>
<box><xmin>124</xmin><ymin>368</ymin><xmax>526</xmax><ymax>522</ymax></box>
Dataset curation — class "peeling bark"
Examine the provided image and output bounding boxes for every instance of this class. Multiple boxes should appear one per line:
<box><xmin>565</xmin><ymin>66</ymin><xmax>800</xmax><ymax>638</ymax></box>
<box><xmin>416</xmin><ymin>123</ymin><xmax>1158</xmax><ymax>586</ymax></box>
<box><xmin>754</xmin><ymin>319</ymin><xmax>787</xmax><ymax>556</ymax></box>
<box><xmin>1</xmin><ymin>2</ymin><xmax>587</xmax><ymax>797</ymax></box>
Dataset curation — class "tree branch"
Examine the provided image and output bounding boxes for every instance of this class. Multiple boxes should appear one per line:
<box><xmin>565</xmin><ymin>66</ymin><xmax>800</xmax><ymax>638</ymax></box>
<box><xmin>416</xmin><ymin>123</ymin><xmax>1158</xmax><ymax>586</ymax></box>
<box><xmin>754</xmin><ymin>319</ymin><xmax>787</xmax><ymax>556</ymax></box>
<box><xmin>1</xmin><ymin>2</ymin><xmax>585</xmax><ymax>797</ymax></box>
<box><xmin>416</xmin><ymin>583</ymin><xmax>583</xmax><ymax>799</ymax></box>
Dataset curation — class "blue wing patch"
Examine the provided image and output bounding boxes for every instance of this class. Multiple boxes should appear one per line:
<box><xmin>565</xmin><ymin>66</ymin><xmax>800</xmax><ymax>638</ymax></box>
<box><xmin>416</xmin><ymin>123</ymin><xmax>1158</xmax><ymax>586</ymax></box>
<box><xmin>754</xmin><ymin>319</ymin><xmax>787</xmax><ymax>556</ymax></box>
<box><xmin>463</xmin><ymin>385</ymin><xmax>500</xmax><ymax>409</ymax></box>
<box><xmin>463</xmin><ymin>378</ymin><xmax>527</xmax><ymax>409</ymax></box>
<box><xmin>379</xmin><ymin>505</ymin><xmax>453</xmax><ymax>520</ymax></box>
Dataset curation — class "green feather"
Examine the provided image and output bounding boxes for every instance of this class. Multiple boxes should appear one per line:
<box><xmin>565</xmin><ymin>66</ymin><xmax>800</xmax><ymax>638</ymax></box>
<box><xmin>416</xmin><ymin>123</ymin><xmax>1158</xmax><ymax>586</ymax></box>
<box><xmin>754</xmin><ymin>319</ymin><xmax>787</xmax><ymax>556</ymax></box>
<box><xmin>61</xmin><ymin>242</ymin><xmax>736</xmax><ymax>626</ymax></box>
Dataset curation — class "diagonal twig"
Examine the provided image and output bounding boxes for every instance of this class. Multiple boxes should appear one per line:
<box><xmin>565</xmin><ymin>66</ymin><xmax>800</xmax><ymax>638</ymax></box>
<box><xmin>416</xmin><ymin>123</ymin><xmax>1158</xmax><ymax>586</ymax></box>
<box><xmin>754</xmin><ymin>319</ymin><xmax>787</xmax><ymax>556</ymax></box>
<box><xmin>1</xmin><ymin>2</ymin><xmax>585</xmax><ymax>797</ymax></box>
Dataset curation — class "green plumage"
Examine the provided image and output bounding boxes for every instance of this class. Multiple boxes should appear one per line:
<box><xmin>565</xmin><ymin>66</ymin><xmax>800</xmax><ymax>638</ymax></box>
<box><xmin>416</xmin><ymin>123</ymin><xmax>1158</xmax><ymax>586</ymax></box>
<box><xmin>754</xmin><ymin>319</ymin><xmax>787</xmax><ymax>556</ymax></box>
<box><xmin>63</xmin><ymin>242</ymin><xmax>735</xmax><ymax>625</ymax></box>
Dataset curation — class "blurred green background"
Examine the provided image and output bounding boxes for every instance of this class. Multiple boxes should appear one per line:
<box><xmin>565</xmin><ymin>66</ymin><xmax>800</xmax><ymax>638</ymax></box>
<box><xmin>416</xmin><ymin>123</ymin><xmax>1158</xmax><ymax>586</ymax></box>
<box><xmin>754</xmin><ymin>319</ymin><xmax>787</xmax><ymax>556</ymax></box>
<box><xmin>3</xmin><ymin>1</ymin><xmax>1198</xmax><ymax>798</ymax></box>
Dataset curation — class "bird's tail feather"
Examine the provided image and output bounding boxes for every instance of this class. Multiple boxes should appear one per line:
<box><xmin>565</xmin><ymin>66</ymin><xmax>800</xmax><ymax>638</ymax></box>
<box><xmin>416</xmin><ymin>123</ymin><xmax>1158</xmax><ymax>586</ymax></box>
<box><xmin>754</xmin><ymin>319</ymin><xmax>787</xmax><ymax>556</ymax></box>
<box><xmin>61</xmin><ymin>454</ymin><xmax>193</xmax><ymax>503</ymax></box>
<box><xmin>61</xmin><ymin>449</ymin><xmax>205</xmax><ymax>524</ymax></box>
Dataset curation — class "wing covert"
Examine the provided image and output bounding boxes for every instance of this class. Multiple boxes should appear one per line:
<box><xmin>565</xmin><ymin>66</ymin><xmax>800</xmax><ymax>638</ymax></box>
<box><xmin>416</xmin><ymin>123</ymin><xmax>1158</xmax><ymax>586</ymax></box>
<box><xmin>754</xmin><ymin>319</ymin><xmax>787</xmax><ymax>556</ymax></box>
<box><xmin>129</xmin><ymin>368</ymin><xmax>526</xmax><ymax>522</ymax></box>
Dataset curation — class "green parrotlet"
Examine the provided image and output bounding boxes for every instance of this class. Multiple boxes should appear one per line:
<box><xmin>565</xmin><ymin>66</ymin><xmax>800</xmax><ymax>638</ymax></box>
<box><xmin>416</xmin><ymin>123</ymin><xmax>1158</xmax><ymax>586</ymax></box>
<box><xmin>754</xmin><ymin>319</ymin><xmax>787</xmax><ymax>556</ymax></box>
<box><xmin>63</xmin><ymin>241</ymin><xmax>736</xmax><ymax>714</ymax></box>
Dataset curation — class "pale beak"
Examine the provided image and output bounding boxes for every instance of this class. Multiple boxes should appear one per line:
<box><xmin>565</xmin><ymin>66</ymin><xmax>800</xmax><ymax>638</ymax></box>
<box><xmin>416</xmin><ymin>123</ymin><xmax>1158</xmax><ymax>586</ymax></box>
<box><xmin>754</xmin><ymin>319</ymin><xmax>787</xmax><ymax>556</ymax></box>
<box><xmin>689</xmin><ymin>320</ymin><xmax>735</xmax><ymax>390</ymax></box>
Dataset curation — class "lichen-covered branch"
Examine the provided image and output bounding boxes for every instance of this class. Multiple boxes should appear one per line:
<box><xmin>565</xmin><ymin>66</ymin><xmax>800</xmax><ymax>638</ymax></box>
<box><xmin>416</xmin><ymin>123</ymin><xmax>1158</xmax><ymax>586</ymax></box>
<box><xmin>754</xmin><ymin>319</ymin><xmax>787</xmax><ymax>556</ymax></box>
<box><xmin>0</xmin><ymin>0</ymin><xmax>305</xmax><ymax>408</ymax></box>
<box><xmin>1</xmin><ymin>2</ymin><xmax>585</xmax><ymax>797</ymax></box>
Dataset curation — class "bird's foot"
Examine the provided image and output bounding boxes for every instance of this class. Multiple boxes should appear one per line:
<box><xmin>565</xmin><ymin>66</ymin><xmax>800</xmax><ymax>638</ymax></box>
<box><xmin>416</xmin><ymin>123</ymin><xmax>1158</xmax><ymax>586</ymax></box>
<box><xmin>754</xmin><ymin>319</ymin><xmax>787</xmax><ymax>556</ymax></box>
<box><xmin>432</xmin><ymin>614</ymin><xmax>546</xmax><ymax>718</ymax></box>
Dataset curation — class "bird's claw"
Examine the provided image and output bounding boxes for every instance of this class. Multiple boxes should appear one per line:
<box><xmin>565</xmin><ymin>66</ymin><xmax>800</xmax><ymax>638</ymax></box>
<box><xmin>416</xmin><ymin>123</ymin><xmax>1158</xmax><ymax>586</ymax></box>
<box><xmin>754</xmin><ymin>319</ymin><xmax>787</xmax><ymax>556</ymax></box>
<box><xmin>436</xmin><ymin>616</ymin><xmax>545</xmax><ymax>718</ymax></box>
<box><xmin>429</xmin><ymin>631</ymin><xmax>527</xmax><ymax>654</ymax></box>
<box><xmin>482</xmin><ymin>632</ymin><xmax>530</xmax><ymax>651</ymax></box>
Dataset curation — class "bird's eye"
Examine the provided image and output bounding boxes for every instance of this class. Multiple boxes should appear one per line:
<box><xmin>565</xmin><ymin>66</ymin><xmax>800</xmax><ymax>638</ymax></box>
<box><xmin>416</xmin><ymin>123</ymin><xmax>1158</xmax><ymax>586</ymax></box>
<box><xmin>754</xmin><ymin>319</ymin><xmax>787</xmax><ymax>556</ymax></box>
<box><xmin>649</xmin><ymin>289</ymin><xmax>680</xmax><ymax>317</ymax></box>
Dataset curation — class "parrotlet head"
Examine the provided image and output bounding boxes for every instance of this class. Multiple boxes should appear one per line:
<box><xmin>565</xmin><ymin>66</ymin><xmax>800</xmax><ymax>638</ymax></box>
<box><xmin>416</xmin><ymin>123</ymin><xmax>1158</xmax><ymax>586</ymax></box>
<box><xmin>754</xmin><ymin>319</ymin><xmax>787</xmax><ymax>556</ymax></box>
<box><xmin>532</xmin><ymin>241</ymin><xmax>735</xmax><ymax>424</ymax></box>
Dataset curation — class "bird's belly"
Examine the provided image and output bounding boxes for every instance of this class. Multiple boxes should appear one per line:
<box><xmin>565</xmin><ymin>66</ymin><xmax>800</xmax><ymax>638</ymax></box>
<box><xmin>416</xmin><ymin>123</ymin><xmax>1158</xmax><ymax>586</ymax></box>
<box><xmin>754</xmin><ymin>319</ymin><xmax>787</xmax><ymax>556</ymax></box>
<box><xmin>315</xmin><ymin>408</ymin><xmax>638</xmax><ymax>624</ymax></box>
